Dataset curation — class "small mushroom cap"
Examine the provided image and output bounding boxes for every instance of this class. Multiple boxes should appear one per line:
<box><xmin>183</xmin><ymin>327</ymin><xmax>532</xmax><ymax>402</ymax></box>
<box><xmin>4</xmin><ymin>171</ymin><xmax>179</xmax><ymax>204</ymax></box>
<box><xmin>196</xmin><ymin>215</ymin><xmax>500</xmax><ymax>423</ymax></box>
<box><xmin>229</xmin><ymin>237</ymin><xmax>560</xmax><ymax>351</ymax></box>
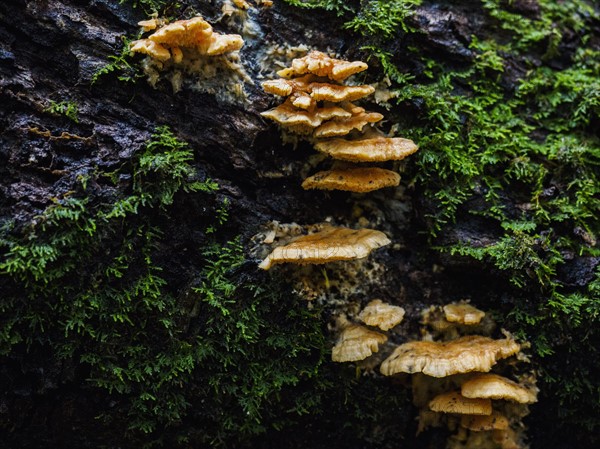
<box><xmin>380</xmin><ymin>336</ymin><xmax>521</xmax><ymax>378</ymax></box>
<box><xmin>460</xmin><ymin>411</ymin><xmax>510</xmax><ymax>431</ymax></box>
<box><xmin>461</xmin><ymin>374</ymin><xmax>537</xmax><ymax>403</ymax></box>
<box><xmin>302</xmin><ymin>167</ymin><xmax>400</xmax><ymax>193</ymax></box>
<box><xmin>233</xmin><ymin>0</ymin><xmax>251</xmax><ymax>9</ymax></box>
<box><xmin>331</xmin><ymin>324</ymin><xmax>388</xmax><ymax>362</ymax></box>
<box><xmin>171</xmin><ymin>46</ymin><xmax>184</xmax><ymax>64</ymax></box>
<box><xmin>314</xmin><ymin>109</ymin><xmax>384</xmax><ymax>138</ymax></box>
<box><xmin>492</xmin><ymin>428</ymin><xmax>521</xmax><ymax>449</ymax></box>
<box><xmin>358</xmin><ymin>299</ymin><xmax>406</xmax><ymax>331</ymax></box>
<box><xmin>444</xmin><ymin>303</ymin><xmax>486</xmax><ymax>325</ymax></box>
<box><xmin>314</xmin><ymin>137</ymin><xmax>419</xmax><ymax>162</ymax></box>
<box><xmin>429</xmin><ymin>391</ymin><xmax>492</xmax><ymax>415</ymax></box>
<box><xmin>277</xmin><ymin>50</ymin><xmax>368</xmax><ymax>81</ymax></box>
<box><xmin>149</xmin><ymin>17</ymin><xmax>213</xmax><ymax>47</ymax></box>
<box><xmin>130</xmin><ymin>39</ymin><xmax>171</xmax><ymax>62</ymax></box>
<box><xmin>310</xmin><ymin>83</ymin><xmax>375</xmax><ymax>102</ymax></box>
<box><xmin>261</xmin><ymin>101</ymin><xmax>351</xmax><ymax>134</ymax></box>
<box><xmin>205</xmin><ymin>33</ymin><xmax>244</xmax><ymax>55</ymax></box>
<box><xmin>290</xmin><ymin>92</ymin><xmax>315</xmax><ymax>110</ymax></box>
<box><xmin>262</xmin><ymin>77</ymin><xmax>374</xmax><ymax>103</ymax></box>
<box><xmin>138</xmin><ymin>19</ymin><xmax>159</xmax><ymax>32</ymax></box>
<box><xmin>262</xmin><ymin>79</ymin><xmax>294</xmax><ymax>96</ymax></box>
<box><xmin>258</xmin><ymin>226</ymin><xmax>391</xmax><ymax>270</ymax></box>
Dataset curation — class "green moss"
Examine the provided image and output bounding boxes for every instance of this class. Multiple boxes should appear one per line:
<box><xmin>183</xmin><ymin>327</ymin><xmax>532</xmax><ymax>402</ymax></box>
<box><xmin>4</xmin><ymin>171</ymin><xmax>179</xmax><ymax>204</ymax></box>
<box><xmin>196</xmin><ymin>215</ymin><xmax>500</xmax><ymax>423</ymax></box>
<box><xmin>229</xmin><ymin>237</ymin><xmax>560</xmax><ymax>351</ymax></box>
<box><xmin>482</xmin><ymin>0</ymin><xmax>594</xmax><ymax>52</ymax></box>
<box><xmin>44</xmin><ymin>100</ymin><xmax>79</xmax><ymax>123</ymax></box>
<box><xmin>344</xmin><ymin>0</ymin><xmax>421</xmax><ymax>36</ymax></box>
<box><xmin>119</xmin><ymin>0</ymin><xmax>180</xmax><ymax>14</ymax></box>
<box><xmin>283</xmin><ymin>0</ymin><xmax>421</xmax><ymax>38</ymax></box>
<box><xmin>282</xmin><ymin>0</ymin><xmax>352</xmax><ymax>16</ymax></box>
<box><xmin>0</xmin><ymin>126</ymin><xmax>360</xmax><ymax>447</ymax></box>
<box><xmin>0</xmin><ymin>126</ymin><xmax>215</xmax><ymax>437</ymax></box>
<box><xmin>91</xmin><ymin>36</ymin><xmax>142</xmax><ymax>85</ymax></box>
<box><xmin>361</xmin><ymin>46</ymin><xmax>416</xmax><ymax>85</ymax></box>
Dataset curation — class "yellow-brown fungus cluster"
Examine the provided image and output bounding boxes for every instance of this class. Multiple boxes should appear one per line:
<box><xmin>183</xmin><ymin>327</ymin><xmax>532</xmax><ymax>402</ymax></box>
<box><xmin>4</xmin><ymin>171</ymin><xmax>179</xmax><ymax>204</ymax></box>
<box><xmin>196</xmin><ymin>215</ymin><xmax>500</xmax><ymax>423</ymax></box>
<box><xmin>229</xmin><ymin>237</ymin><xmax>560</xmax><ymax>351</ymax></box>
<box><xmin>131</xmin><ymin>17</ymin><xmax>243</xmax><ymax>63</ymax></box>
<box><xmin>261</xmin><ymin>51</ymin><xmax>417</xmax><ymax>195</ymax></box>
<box><xmin>383</xmin><ymin>303</ymin><xmax>537</xmax><ymax>449</ymax></box>
<box><xmin>259</xmin><ymin>51</ymin><xmax>419</xmax><ymax>270</ymax></box>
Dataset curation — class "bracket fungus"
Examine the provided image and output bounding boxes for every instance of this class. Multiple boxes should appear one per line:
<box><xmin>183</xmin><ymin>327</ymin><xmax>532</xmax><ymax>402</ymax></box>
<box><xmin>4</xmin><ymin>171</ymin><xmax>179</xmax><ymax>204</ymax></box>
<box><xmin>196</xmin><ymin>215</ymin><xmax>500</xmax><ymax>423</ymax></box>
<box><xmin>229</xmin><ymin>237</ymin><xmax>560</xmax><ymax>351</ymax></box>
<box><xmin>131</xmin><ymin>17</ymin><xmax>243</xmax><ymax>62</ymax></box>
<box><xmin>258</xmin><ymin>226</ymin><xmax>390</xmax><ymax>270</ymax></box>
<box><xmin>461</xmin><ymin>374</ymin><xmax>537</xmax><ymax>404</ymax></box>
<box><xmin>443</xmin><ymin>302</ymin><xmax>486</xmax><ymax>325</ymax></box>
<box><xmin>422</xmin><ymin>302</ymin><xmax>495</xmax><ymax>341</ymax></box>
<box><xmin>331</xmin><ymin>324</ymin><xmax>388</xmax><ymax>362</ymax></box>
<box><xmin>313</xmin><ymin>105</ymin><xmax>384</xmax><ymax>138</ymax></box>
<box><xmin>301</xmin><ymin>167</ymin><xmax>400</xmax><ymax>193</ymax></box>
<box><xmin>313</xmin><ymin>136</ymin><xmax>419</xmax><ymax>163</ymax></box>
<box><xmin>429</xmin><ymin>391</ymin><xmax>492</xmax><ymax>416</ymax></box>
<box><xmin>137</xmin><ymin>18</ymin><xmax>161</xmax><ymax>32</ymax></box>
<box><xmin>129</xmin><ymin>16</ymin><xmax>249</xmax><ymax>96</ymax></box>
<box><xmin>374</xmin><ymin>304</ymin><xmax>536</xmax><ymax>449</ymax></box>
<box><xmin>357</xmin><ymin>299</ymin><xmax>405</xmax><ymax>331</ymax></box>
<box><xmin>276</xmin><ymin>51</ymin><xmax>368</xmax><ymax>81</ymax></box>
<box><xmin>380</xmin><ymin>336</ymin><xmax>520</xmax><ymax>378</ymax></box>
<box><xmin>260</xmin><ymin>100</ymin><xmax>352</xmax><ymax>135</ymax></box>
<box><xmin>263</xmin><ymin>76</ymin><xmax>376</xmax><ymax>105</ymax></box>
<box><xmin>460</xmin><ymin>411</ymin><xmax>510</xmax><ymax>431</ymax></box>
<box><xmin>130</xmin><ymin>39</ymin><xmax>172</xmax><ymax>62</ymax></box>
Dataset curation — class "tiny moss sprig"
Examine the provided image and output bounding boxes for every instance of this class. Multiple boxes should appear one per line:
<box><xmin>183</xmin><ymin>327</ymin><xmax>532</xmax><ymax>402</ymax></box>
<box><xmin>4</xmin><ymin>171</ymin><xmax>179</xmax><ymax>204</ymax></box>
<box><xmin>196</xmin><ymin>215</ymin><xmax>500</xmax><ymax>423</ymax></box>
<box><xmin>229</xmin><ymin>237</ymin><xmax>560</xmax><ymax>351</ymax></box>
<box><xmin>282</xmin><ymin>0</ymin><xmax>352</xmax><ymax>16</ymax></box>
<box><xmin>43</xmin><ymin>100</ymin><xmax>80</xmax><ymax>123</ymax></box>
<box><xmin>118</xmin><ymin>0</ymin><xmax>181</xmax><ymax>15</ymax></box>
<box><xmin>361</xmin><ymin>46</ymin><xmax>416</xmax><ymax>85</ymax></box>
<box><xmin>91</xmin><ymin>36</ymin><xmax>142</xmax><ymax>85</ymax></box>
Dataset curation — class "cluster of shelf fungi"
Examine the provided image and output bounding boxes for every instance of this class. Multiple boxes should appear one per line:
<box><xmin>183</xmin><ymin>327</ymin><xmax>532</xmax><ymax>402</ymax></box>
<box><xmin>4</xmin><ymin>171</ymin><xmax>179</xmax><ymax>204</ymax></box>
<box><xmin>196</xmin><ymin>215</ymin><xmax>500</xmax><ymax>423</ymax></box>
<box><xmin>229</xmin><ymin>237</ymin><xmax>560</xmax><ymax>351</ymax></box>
<box><xmin>259</xmin><ymin>53</ymin><xmax>537</xmax><ymax>448</ymax></box>
<box><xmin>258</xmin><ymin>51</ymin><xmax>417</xmax><ymax>270</ymax></box>
<box><xmin>128</xmin><ymin>15</ymin><xmax>250</xmax><ymax>96</ymax></box>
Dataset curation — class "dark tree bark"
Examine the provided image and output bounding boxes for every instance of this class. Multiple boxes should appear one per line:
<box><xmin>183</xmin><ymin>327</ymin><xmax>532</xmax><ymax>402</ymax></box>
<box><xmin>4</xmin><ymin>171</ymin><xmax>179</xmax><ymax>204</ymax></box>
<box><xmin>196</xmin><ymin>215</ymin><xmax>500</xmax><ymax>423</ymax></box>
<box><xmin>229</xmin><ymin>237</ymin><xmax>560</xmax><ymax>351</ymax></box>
<box><xmin>1</xmin><ymin>1</ymin><xmax>599</xmax><ymax>448</ymax></box>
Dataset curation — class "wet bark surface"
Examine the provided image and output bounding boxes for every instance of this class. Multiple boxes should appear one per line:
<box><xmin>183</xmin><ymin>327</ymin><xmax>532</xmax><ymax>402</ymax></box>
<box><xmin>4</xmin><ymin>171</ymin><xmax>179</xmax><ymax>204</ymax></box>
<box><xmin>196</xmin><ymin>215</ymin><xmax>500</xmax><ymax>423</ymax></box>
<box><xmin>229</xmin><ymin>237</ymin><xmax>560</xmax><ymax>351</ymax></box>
<box><xmin>1</xmin><ymin>1</ymin><xmax>598</xmax><ymax>448</ymax></box>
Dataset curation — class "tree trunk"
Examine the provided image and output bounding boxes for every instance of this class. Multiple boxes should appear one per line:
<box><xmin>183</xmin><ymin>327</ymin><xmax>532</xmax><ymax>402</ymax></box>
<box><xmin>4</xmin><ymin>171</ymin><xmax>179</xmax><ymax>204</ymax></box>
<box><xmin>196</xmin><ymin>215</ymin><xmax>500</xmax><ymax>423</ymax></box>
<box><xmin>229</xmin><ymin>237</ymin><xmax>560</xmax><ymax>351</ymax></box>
<box><xmin>1</xmin><ymin>1</ymin><xmax>599</xmax><ymax>448</ymax></box>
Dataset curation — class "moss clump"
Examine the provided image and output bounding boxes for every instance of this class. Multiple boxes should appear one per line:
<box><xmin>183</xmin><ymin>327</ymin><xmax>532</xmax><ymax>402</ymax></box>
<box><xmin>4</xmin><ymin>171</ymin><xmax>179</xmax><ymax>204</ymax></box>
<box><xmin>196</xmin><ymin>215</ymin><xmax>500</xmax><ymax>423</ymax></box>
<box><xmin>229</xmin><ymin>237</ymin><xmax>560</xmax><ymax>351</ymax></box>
<box><xmin>0</xmin><ymin>126</ymin><xmax>217</xmax><ymax>432</ymax></box>
<box><xmin>91</xmin><ymin>36</ymin><xmax>143</xmax><ymax>85</ymax></box>
<box><xmin>0</xmin><ymin>126</ymin><xmax>322</xmax><ymax>445</ymax></box>
<box><xmin>344</xmin><ymin>0</ymin><xmax>421</xmax><ymax>36</ymax></box>
<box><xmin>283</xmin><ymin>0</ymin><xmax>422</xmax><ymax>38</ymax></box>
<box><xmin>43</xmin><ymin>99</ymin><xmax>80</xmax><ymax>123</ymax></box>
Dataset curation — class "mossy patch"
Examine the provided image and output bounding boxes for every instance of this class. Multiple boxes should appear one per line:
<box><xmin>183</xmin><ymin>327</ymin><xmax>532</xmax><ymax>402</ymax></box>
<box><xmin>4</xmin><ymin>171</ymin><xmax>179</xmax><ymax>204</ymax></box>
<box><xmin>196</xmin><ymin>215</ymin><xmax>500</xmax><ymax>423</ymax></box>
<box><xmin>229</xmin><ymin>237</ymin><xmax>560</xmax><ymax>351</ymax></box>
<box><xmin>0</xmin><ymin>126</ymin><xmax>323</xmax><ymax>446</ymax></box>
